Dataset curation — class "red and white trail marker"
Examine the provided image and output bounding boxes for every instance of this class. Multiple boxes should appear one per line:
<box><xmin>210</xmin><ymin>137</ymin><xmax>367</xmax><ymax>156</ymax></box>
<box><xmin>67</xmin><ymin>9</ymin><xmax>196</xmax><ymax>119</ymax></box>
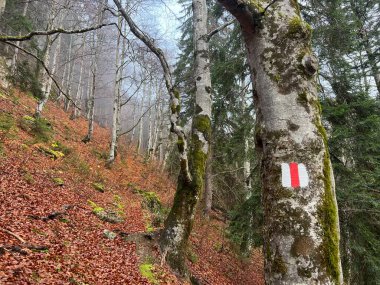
<box><xmin>281</xmin><ymin>162</ymin><xmax>309</xmax><ymax>188</ymax></box>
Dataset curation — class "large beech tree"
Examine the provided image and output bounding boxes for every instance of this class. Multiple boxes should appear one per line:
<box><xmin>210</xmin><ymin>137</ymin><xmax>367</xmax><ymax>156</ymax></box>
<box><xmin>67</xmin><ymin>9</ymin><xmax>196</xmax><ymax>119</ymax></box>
<box><xmin>218</xmin><ymin>0</ymin><xmax>342</xmax><ymax>283</ymax></box>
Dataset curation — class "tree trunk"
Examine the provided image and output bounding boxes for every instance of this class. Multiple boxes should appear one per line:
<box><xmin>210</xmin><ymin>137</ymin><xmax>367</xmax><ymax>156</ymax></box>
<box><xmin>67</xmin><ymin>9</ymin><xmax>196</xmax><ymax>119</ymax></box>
<box><xmin>0</xmin><ymin>0</ymin><xmax>6</xmax><ymax>15</ymax></box>
<box><xmin>71</xmin><ymin>37</ymin><xmax>85</xmax><ymax>120</ymax></box>
<box><xmin>63</xmin><ymin>34</ymin><xmax>74</xmax><ymax>112</ymax></box>
<box><xmin>159</xmin><ymin>0</ymin><xmax>212</xmax><ymax>276</ymax></box>
<box><xmin>203</xmin><ymin>146</ymin><xmax>213</xmax><ymax>218</ymax></box>
<box><xmin>137</xmin><ymin>92</ymin><xmax>145</xmax><ymax>154</ymax></box>
<box><xmin>219</xmin><ymin>1</ymin><xmax>343</xmax><ymax>284</ymax></box>
<box><xmin>107</xmin><ymin>15</ymin><xmax>122</xmax><ymax>165</ymax></box>
<box><xmin>83</xmin><ymin>0</ymin><xmax>106</xmax><ymax>143</ymax></box>
<box><xmin>35</xmin><ymin>35</ymin><xmax>52</xmax><ymax>117</ymax></box>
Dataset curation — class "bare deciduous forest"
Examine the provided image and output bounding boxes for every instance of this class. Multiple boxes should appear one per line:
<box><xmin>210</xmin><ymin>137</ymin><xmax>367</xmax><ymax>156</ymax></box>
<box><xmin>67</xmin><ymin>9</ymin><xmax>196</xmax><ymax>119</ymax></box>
<box><xmin>0</xmin><ymin>0</ymin><xmax>379</xmax><ymax>284</ymax></box>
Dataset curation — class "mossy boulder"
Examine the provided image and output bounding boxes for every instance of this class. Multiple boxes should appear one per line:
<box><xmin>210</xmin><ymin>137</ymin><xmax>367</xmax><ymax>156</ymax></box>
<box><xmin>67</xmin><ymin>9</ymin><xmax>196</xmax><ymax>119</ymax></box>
<box><xmin>37</xmin><ymin>145</ymin><xmax>64</xmax><ymax>160</ymax></box>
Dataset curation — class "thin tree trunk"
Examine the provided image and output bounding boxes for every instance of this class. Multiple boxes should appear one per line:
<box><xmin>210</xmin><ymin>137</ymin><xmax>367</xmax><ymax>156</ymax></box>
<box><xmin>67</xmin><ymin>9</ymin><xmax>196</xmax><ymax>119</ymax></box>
<box><xmin>107</xmin><ymin>15</ymin><xmax>123</xmax><ymax>166</ymax></box>
<box><xmin>130</xmin><ymin>101</ymin><xmax>137</xmax><ymax>144</ymax></box>
<box><xmin>35</xmin><ymin>35</ymin><xmax>53</xmax><ymax>117</ymax></box>
<box><xmin>159</xmin><ymin>0</ymin><xmax>212</xmax><ymax>276</ymax></box>
<box><xmin>219</xmin><ymin>1</ymin><xmax>343</xmax><ymax>284</ymax></box>
<box><xmin>83</xmin><ymin>0</ymin><xmax>106</xmax><ymax>143</ymax></box>
<box><xmin>71</xmin><ymin>37</ymin><xmax>85</xmax><ymax>120</ymax></box>
<box><xmin>147</xmin><ymin>86</ymin><xmax>153</xmax><ymax>157</ymax></box>
<box><xmin>203</xmin><ymin>146</ymin><xmax>213</xmax><ymax>218</ymax></box>
<box><xmin>85</xmin><ymin>65</ymin><xmax>92</xmax><ymax>119</ymax></box>
<box><xmin>137</xmin><ymin>93</ymin><xmax>145</xmax><ymax>154</ymax></box>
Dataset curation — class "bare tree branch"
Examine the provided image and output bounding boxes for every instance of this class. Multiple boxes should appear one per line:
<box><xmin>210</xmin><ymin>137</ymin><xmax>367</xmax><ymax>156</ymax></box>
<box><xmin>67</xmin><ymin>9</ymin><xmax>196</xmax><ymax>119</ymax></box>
<box><xmin>206</xmin><ymin>19</ymin><xmax>235</xmax><ymax>41</ymax></box>
<box><xmin>0</xmin><ymin>23</ymin><xmax>116</xmax><ymax>42</ymax></box>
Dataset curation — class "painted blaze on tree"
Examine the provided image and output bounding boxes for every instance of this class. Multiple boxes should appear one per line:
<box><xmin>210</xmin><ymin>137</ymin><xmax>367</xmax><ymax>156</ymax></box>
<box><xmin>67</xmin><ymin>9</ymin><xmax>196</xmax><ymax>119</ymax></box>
<box><xmin>218</xmin><ymin>0</ymin><xmax>343</xmax><ymax>284</ymax></box>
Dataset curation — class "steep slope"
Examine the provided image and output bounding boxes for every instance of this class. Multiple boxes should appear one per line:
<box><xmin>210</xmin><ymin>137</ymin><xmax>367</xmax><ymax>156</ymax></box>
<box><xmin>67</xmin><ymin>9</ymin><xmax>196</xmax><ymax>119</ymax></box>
<box><xmin>0</xmin><ymin>87</ymin><xmax>263</xmax><ymax>284</ymax></box>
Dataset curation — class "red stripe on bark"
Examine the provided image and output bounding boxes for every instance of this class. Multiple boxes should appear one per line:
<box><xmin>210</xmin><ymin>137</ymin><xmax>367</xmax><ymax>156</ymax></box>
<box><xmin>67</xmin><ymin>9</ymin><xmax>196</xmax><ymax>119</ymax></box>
<box><xmin>289</xmin><ymin>162</ymin><xmax>300</xmax><ymax>188</ymax></box>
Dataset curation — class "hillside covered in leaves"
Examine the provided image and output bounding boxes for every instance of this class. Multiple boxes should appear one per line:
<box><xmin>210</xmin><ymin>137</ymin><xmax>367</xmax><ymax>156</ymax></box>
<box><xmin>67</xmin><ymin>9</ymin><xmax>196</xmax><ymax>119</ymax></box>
<box><xmin>0</xmin><ymin>86</ymin><xmax>263</xmax><ymax>284</ymax></box>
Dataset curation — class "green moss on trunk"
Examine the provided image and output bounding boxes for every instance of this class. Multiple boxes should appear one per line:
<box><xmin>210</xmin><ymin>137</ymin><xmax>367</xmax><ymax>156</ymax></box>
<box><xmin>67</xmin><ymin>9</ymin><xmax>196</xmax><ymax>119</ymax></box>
<box><xmin>315</xmin><ymin>118</ymin><xmax>341</xmax><ymax>284</ymax></box>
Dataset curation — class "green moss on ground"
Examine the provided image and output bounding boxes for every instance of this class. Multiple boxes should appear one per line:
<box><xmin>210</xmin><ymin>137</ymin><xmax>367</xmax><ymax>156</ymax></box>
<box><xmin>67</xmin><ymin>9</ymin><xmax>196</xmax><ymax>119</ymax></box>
<box><xmin>92</xmin><ymin>182</ymin><xmax>105</xmax><ymax>193</ymax></box>
<box><xmin>139</xmin><ymin>263</ymin><xmax>158</xmax><ymax>284</ymax></box>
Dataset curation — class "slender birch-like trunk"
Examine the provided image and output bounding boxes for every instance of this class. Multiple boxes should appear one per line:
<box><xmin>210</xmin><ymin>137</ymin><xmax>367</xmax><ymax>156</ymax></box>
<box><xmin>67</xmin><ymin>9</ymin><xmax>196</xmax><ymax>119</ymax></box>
<box><xmin>203</xmin><ymin>146</ymin><xmax>213</xmax><ymax>218</ymax></box>
<box><xmin>130</xmin><ymin>101</ymin><xmax>137</xmax><ymax>144</ymax></box>
<box><xmin>159</xmin><ymin>0</ymin><xmax>212</xmax><ymax>275</ymax></box>
<box><xmin>107</xmin><ymin>15</ymin><xmax>123</xmax><ymax>165</ymax></box>
<box><xmin>85</xmin><ymin>66</ymin><xmax>92</xmax><ymax>119</ymax></box>
<box><xmin>151</xmin><ymin>86</ymin><xmax>163</xmax><ymax>160</ymax></box>
<box><xmin>71</xmin><ymin>37</ymin><xmax>85</xmax><ymax>119</ymax></box>
<box><xmin>35</xmin><ymin>35</ymin><xmax>53</xmax><ymax>117</ymax></box>
<box><xmin>147</xmin><ymin>86</ymin><xmax>153</xmax><ymax>156</ymax></box>
<box><xmin>35</xmin><ymin>34</ymin><xmax>61</xmax><ymax>117</ymax></box>
<box><xmin>137</xmin><ymin>93</ymin><xmax>145</xmax><ymax>154</ymax></box>
<box><xmin>219</xmin><ymin>1</ymin><xmax>342</xmax><ymax>283</ymax></box>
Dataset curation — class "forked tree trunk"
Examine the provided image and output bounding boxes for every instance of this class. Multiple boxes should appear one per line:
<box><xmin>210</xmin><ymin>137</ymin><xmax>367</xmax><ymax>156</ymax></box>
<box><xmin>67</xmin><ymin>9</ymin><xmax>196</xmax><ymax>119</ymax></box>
<box><xmin>159</xmin><ymin>0</ymin><xmax>212</xmax><ymax>276</ymax></box>
<box><xmin>219</xmin><ymin>0</ymin><xmax>342</xmax><ymax>284</ymax></box>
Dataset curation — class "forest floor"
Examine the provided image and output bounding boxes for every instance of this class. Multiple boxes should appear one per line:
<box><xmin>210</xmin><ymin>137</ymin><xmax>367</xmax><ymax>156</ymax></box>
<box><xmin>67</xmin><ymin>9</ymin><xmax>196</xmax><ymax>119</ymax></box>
<box><xmin>0</xmin><ymin>87</ymin><xmax>264</xmax><ymax>284</ymax></box>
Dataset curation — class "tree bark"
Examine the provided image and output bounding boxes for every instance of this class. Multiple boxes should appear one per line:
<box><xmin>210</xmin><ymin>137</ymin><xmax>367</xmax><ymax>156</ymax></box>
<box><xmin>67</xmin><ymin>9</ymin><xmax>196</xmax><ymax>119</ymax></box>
<box><xmin>218</xmin><ymin>1</ymin><xmax>343</xmax><ymax>284</ymax></box>
<box><xmin>203</xmin><ymin>146</ymin><xmax>213</xmax><ymax>218</ymax></box>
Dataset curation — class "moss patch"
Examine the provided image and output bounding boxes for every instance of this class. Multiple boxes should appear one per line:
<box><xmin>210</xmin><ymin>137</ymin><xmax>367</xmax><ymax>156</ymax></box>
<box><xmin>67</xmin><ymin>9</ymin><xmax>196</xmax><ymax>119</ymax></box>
<box><xmin>88</xmin><ymin>200</ymin><xmax>124</xmax><ymax>224</ymax></box>
<box><xmin>287</xmin><ymin>16</ymin><xmax>312</xmax><ymax>40</ymax></box>
<box><xmin>315</xmin><ymin>117</ymin><xmax>341</xmax><ymax>283</ymax></box>
<box><xmin>92</xmin><ymin>182</ymin><xmax>105</xmax><ymax>193</ymax></box>
<box><xmin>52</xmin><ymin>177</ymin><xmax>64</xmax><ymax>186</ymax></box>
<box><xmin>139</xmin><ymin>263</ymin><xmax>158</xmax><ymax>284</ymax></box>
<box><xmin>37</xmin><ymin>145</ymin><xmax>65</xmax><ymax>160</ymax></box>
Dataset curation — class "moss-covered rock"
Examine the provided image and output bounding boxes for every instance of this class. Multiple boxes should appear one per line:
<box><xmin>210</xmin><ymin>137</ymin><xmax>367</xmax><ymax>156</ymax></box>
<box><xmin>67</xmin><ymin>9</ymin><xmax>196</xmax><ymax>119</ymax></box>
<box><xmin>88</xmin><ymin>200</ymin><xmax>124</xmax><ymax>224</ymax></box>
<box><xmin>37</xmin><ymin>145</ymin><xmax>64</xmax><ymax>160</ymax></box>
<box><xmin>52</xmin><ymin>177</ymin><xmax>64</xmax><ymax>186</ymax></box>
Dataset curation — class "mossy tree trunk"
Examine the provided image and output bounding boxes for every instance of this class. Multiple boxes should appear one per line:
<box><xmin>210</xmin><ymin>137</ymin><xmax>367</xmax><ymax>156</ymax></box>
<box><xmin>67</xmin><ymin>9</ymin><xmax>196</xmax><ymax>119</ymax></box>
<box><xmin>219</xmin><ymin>0</ymin><xmax>343</xmax><ymax>284</ymax></box>
<box><xmin>159</xmin><ymin>0</ymin><xmax>212</xmax><ymax>276</ymax></box>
